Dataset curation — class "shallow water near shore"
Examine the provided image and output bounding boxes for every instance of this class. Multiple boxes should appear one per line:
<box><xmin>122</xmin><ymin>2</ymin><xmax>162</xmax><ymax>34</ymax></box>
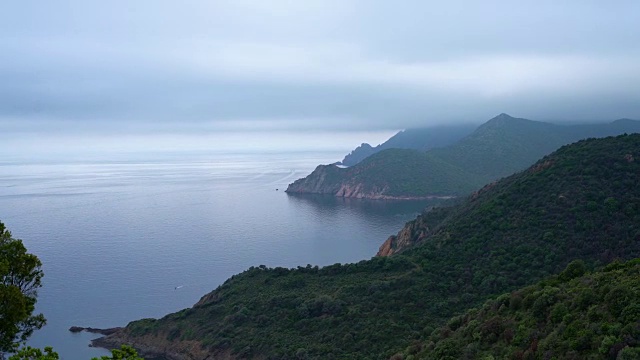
<box><xmin>0</xmin><ymin>151</ymin><xmax>439</xmax><ymax>359</ymax></box>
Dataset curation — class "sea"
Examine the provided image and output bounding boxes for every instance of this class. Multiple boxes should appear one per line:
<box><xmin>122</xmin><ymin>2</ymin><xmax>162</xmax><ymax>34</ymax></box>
<box><xmin>0</xmin><ymin>151</ymin><xmax>437</xmax><ymax>359</ymax></box>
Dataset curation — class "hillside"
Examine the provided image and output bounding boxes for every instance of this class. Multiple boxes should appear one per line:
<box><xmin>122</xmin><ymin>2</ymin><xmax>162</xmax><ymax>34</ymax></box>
<box><xmin>287</xmin><ymin>148</ymin><xmax>482</xmax><ymax>199</ymax></box>
<box><xmin>402</xmin><ymin>259</ymin><xmax>640</xmax><ymax>359</ymax></box>
<box><xmin>94</xmin><ymin>135</ymin><xmax>640</xmax><ymax>359</ymax></box>
<box><xmin>288</xmin><ymin>114</ymin><xmax>640</xmax><ymax>199</ymax></box>
<box><xmin>430</xmin><ymin>114</ymin><xmax>640</xmax><ymax>181</ymax></box>
<box><xmin>340</xmin><ymin>124</ymin><xmax>476</xmax><ymax>166</ymax></box>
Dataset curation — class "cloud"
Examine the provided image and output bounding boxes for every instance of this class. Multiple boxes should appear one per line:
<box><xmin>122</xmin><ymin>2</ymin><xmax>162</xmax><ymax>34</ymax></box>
<box><xmin>1</xmin><ymin>0</ymin><xmax>640</xmax><ymax>138</ymax></box>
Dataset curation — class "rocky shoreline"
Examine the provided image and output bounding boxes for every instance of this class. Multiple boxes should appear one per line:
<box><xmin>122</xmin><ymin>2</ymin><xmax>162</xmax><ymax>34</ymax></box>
<box><xmin>73</xmin><ymin>326</ymin><xmax>229</xmax><ymax>360</ymax></box>
<box><xmin>69</xmin><ymin>326</ymin><xmax>172</xmax><ymax>360</ymax></box>
<box><xmin>69</xmin><ymin>326</ymin><xmax>122</xmax><ymax>336</ymax></box>
<box><xmin>287</xmin><ymin>191</ymin><xmax>455</xmax><ymax>201</ymax></box>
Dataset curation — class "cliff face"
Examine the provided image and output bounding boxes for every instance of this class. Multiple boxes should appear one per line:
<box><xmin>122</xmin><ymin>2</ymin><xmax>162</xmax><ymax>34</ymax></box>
<box><xmin>286</xmin><ymin>170</ymin><xmax>453</xmax><ymax>200</ymax></box>
<box><xmin>284</xmin><ymin>163</ymin><xmax>420</xmax><ymax>199</ymax></box>
<box><xmin>376</xmin><ymin>213</ymin><xmax>432</xmax><ymax>256</ymax></box>
<box><xmin>286</xmin><ymin>149</ymin><xmax>480</xmax><ymax>199</ymax></box>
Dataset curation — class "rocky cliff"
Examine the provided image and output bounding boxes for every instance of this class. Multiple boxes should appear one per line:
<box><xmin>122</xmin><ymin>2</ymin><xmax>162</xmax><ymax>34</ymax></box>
<box><xmin>286</xmin><ymin>148</ymin><xmax>481</xmax><ymax>199</ymax></box>
<box><xmin>377</xmin><ymin>218</ymin><xmax>430</xmax><ymax>256</ymax></box>
<box><xmin>376</xmin><ymin>182</ymin><xmax>501</xmax><ymax>256</ymax></box>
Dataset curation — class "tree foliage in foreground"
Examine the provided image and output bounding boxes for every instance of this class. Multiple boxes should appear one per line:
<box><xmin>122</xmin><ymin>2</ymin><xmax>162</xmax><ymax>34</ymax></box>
<box><xmin>0</xmin><ymin>220</ymin><xmax>143</xmax><ymax>359</ymax></box>
<box><xmin>0</xmin><ymin>221</ymin><xmax>46</xmax><ymax>354</ymax></box>
<box><xmin>8</xmin><ymin>345</ymin><xmax>143</xmax><ymax>360</ymax></box>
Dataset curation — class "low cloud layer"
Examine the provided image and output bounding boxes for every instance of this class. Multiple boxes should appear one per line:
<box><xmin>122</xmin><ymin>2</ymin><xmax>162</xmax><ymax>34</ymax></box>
<box><xmin>2</xmin><ymin>0</ymin><xmax>640</xmax><ymax>140</ymax></box>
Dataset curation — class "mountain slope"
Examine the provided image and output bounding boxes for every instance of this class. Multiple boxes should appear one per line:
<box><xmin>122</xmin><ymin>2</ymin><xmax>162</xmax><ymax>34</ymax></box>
<box><xmin>405</xmin><ymin>259</ymin><xmax>640</xmax><ymax>359</ymax></box>
<box><xmin>95</xmin><ymin>134</ymin><xmax>640</xmax><ymax>360</ymax></box>
<box><xmin>287</xmin><ymin>148</ymin><xmax>482</xmax><ymax>199</ymax></box>
<box><xmin>288</xmin><ymin>114</ymin><xmax>640</xmax><ymax>198</ymax></box>
<box><xmin>431</xmin><ymin>113</ymin><xmax>640</xmax><ymax>181</ymax></box>
<box><xmin>340</xmin><ymin>124</ymin><xmax>476</xmax><ymax>166</ymax></box>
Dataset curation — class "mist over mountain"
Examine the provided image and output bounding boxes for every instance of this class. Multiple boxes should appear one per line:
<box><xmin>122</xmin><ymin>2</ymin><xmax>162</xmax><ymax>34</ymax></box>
<box><xmin>340</xmin><ymin>123</ymin><xmax>476</xmax><ymax>166</ymax></box>
<box><xmin>287</xmin><ymin>114</ymin><xmax>640</xmax><ymax>199</ymax></box>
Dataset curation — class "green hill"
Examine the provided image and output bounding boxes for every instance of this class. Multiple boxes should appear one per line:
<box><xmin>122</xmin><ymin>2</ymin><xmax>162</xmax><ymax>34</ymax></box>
<box><xmin>95</xmin><ymin>134</ymin><xmax>640</xmax><ymax>359</ymax></box>
<box><xmin>405</xmin><ymin>259</ymin><xmax>640</xmax><ymax>360</ymax></box>
<box><xmin>287</xmin><ymin>148</ymin><xmax>482</xmax><ymax>199</ymax></box>
<box><xmin>431</xmin><ymin>114</ymin><xmax>640</xmax><ymax>182</ymax></box>
<box><xmin>287</xmin><ymin>114</ymin><xmax>640</xmax><ymax>198</ymax></box>
<box><xmin>340</xmin><ymin>124</ymin><xmax>476</xmax><ymax>166</ymax></box>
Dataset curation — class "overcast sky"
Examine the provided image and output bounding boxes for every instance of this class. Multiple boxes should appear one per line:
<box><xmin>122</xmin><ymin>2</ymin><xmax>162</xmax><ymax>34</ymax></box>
<box><xmin>1</xmin><ymin>1</ymin><xmax>639</xmax><ymax>156</ymax></box>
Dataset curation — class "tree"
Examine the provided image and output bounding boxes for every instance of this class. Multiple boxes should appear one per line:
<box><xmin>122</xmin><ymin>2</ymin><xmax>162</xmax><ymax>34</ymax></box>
<box><xmin>8</xmin><ymin>345</ymin><xmax>143</xmax><ymax>360</ymax></box>
<box><xmin>92</xmin><ymin>345</ymin><xmax>144</xmax><ymax>360</ymax></box>
<box><xmin>0</xmin><ymin>221</ymin><xmax>46</xmax><ymax>355</ymax></box>
<box><xmin>8</xmin><ymin>346</ymin><xmax>58</xmax><ymax>360</ymax></box>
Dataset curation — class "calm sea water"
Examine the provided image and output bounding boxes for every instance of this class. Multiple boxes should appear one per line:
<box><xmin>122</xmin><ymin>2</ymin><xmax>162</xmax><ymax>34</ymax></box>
<box><xmin>0</xmin><ymin>152</ymin><xmax>435</xmax><ymax>359</ymax></box>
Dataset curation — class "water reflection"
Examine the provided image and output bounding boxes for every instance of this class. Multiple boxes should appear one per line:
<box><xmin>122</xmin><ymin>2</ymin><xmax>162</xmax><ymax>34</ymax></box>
<box><xmin>286</xmin><ymin>193</ymin><xmax>448</xmax><ymax>217</ymax></box>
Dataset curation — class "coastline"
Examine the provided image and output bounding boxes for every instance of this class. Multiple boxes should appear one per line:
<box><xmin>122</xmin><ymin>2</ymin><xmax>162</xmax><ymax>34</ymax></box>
<box><xmin>285</xmin><ymin>191</ymin><xmax>457</xmax><ymax>201</ymax></box>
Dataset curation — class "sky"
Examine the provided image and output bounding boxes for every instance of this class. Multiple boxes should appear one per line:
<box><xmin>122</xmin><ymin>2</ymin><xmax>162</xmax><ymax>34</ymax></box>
<box><xmin>1</xmin><ymin>1</ymin><xmax>640</xmax><ymax>157</ymax></box>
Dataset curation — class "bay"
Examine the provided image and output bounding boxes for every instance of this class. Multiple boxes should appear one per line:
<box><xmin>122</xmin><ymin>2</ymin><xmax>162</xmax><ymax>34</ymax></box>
<box><xmin>0</xmin><ymin>151</ymin><xmax>435</xmax><ymax>359</ymax></box>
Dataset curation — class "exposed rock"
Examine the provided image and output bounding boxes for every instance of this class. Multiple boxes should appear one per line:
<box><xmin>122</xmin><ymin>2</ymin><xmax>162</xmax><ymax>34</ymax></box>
<box><xmin>376</xmin><ymin>216</ymin><xmax>431</xmax><ymax>256</ymax></box>
<box><xmin>68</xmin><ymin>326</ymin><xmax>122</xmax><ymax>335</ymax></box>
<box><xmin>377</xmin><ymin>235</ymin><xmax>396</xmax><ymax>257</ymax></box>
<box><xmin>286</xmin><ymin>164</ymin><xmax>455</xmax><ymax>200</ymax></box>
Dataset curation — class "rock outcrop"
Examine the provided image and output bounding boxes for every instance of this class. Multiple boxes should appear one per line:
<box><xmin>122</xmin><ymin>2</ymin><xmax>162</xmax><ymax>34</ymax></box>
<box><xmin>69</xmin><ymin>326</ymin><xmax>122</xmax><ymax>335</ymax></box>
<box><xmin>285</xmin><ymin>164</ymin><xmax>416</xmax><ymax>199</ymax></box>
<box><xmin>286</xmin><ymin>148</ymin><xmax>480</xmax><ymax>199</ymax></box>
<box><xmin>376</xmin><ymin>214</ymin><xmax>431</xmax><ymax>256</ymax></box>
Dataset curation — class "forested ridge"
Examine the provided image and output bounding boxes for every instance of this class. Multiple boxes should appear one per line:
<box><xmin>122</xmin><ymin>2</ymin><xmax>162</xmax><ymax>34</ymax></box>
<box><xmin>407</xmin><ymin>259</ymin><xmax>640</xmax><ymax>359</ymax></box>
<box><xmin>340</xmin><ymin>123</ymin><xmax>475</xmax><ymax>166</ymax></box>
<box><xmin>287</xmin><ymin>114</ymin><xmax>640</xmax><ymax>198</ymax></box>
<box><xmin>96</xmin><ymin>134</ymin><xmax>640</xmax><ymax>359</ymax></box>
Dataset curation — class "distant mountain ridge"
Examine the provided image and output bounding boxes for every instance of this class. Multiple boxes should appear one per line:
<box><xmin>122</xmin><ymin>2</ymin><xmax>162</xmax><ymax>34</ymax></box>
<box><xmin>287</xmin><ymin>114</ymin><xmax>640</xmax><ymax>199</ymax></box>
<box><xmin>340</xmin><ymin>123</ymin><xmax>476</xmax><ymax>166</ymax></box>
<box><xmin>287</xmin><ymin>148</ymin><xmax>482</xmax><ymax>199</ymax></box>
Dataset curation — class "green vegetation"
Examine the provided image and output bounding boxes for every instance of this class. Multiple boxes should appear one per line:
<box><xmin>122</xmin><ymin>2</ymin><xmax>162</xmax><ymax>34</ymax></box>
<box><xmin>113</xmin><ymin>134</ymin><xmax>640</xmax><ymax>359</ymax></box>
<box><xmin>0</xmin><ymin>221</ymin><xmax>46</xmax><ymax>354</ymax></box>
<box><xmin>430</xmin><ymin>114</ymin><xmax>640</xmax><ymax>182</ymax></box>
<box><xmin>8</xmin><ymin>345</ymin><xmax>143</xmax><ymax>360</ymax></box>
<box><xmin>404</xmin><ymin>259</ymin><xmax>640</xmax><ymax>359</ymax></box>
<box><xmin>344</xmin><ymin>148</ymin><xmax>482</xmax><ymax>196</ymax></box>
<box><xmin>340</xmin><ymin>124</ymin><xmax>475</xmax><ymax>166</ymax></box>
<box><xmin>0</xmin><ymin>221</ymin><xmax>143</xmax><ymax>359</ymax></box>
<box><xmin>8</xmin><ymin>346</ymin><xmax>59</xmax><ymax>360</ymax></box>
<box><xmin>287</xmin><ymin>148</ymin><xmax>483</xmax><ymax>197</ymax></box>
<box><xmin>288</xmin><ymin>114</ymin><xmax>640</xmax><ymax>198</ymax></box>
